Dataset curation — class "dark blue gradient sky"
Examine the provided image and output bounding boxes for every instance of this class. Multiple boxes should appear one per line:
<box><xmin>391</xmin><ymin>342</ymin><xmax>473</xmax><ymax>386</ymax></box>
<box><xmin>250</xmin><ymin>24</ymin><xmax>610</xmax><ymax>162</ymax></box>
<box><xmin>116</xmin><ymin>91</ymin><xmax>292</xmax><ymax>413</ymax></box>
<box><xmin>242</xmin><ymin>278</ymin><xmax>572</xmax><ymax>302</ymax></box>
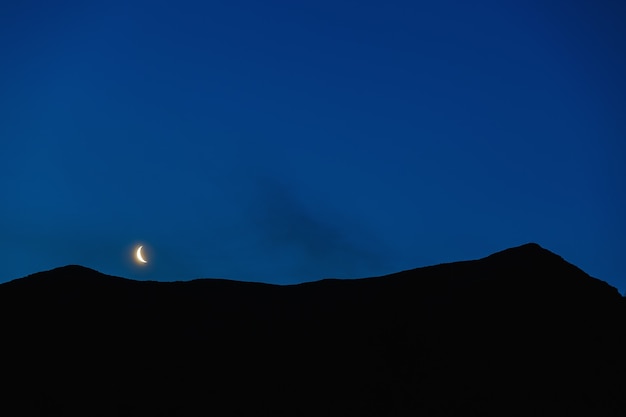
<box><xmin>1</xmin><ymin>1</ymin><xmax>625</xmax><ymax>290</ymax></box>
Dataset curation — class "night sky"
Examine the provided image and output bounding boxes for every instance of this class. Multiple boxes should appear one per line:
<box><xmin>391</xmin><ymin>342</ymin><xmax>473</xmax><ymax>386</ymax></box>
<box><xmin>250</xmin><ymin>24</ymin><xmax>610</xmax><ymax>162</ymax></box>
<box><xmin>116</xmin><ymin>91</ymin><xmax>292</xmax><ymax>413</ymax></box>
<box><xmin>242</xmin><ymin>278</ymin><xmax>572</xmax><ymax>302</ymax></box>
<box><xmin>2</xmin><ymin>1</ymin><xmax>624</xmax><ymax>291</ymax></box>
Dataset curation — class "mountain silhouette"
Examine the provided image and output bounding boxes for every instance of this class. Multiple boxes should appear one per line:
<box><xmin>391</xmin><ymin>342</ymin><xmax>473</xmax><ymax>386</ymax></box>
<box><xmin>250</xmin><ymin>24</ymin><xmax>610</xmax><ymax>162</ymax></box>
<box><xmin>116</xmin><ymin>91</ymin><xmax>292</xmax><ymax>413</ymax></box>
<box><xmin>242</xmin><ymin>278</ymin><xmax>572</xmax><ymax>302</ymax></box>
<box><xmin>1</xmin><ymin>243</ymin><xmax>624</xmax><ymax>416</ymax></box>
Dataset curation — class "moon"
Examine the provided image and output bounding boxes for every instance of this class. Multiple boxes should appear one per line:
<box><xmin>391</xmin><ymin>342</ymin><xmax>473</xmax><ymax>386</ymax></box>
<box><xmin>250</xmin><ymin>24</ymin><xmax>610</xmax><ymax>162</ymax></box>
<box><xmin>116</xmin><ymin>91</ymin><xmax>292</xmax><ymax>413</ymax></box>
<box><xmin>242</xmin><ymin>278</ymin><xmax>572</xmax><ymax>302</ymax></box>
<box><xmin>136</xmin><ymin>245</ymin><xmax>148</xmax><ymax>264</ymax></box>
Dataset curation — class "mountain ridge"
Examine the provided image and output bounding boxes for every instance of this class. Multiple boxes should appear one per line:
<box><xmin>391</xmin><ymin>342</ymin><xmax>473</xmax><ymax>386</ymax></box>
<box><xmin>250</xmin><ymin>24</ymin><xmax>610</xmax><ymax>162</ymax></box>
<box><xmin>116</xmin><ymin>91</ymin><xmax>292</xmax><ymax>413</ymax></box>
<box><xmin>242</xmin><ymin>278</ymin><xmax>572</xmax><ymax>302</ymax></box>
<box><xmin>1</xmin><ymin>242</ymin><xmax>624</xmax><ymax>416</ymax></box>
<box><xmin>5</xmin><ymin>242</ymin><xmax>619</xmax><ymax>292</ymax></box>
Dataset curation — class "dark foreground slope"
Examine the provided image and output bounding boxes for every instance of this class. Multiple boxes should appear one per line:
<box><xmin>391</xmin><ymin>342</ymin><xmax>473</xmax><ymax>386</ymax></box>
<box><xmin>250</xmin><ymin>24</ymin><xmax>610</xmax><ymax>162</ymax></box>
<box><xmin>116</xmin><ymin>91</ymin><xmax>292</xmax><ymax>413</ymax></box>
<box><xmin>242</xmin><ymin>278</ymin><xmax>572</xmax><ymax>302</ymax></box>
<box><xmin>1</xmin><ymin>243</ymin><xmax>624</xmax><ymax>416</ymax></box>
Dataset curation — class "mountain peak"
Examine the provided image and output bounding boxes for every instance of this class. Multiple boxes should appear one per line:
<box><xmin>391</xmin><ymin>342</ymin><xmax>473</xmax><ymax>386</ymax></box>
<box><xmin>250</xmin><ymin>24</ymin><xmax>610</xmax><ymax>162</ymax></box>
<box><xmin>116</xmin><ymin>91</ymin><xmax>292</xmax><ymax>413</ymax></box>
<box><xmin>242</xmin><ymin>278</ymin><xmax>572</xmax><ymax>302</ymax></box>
<box><xmin>31</xmin><ymin>264</ymin><xmax>110</xmax><ymax>281</ymax></box>
<box><xmin>484</xmin><ymin>242</ymin><xmax>552</xmax><ymax>258</ymax></box>
<box><xmin>50</xmin><ymin>264</ymin><xmax>102</xmax><ymax>275</ymax></box>
<box><xmin>479</xmin><ymin>242</ymin><xmax>572</xmax><ymax>269</ymax></box>
<box><xmin>2</xmin><ymin>264</ymin><xmax>131</xmax><ymax>293</ymax></box>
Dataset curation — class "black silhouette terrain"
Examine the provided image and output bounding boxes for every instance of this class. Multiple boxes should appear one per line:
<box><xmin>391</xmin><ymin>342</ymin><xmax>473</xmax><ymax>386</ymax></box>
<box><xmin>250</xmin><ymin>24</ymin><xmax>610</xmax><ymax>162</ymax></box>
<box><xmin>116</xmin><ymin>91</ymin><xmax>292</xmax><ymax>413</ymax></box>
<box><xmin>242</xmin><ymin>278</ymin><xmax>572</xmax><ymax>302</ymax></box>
<box><xmin>1</xmin><ymin>243</ymin><xmax>624</xmax><ymax>416</ymax></box>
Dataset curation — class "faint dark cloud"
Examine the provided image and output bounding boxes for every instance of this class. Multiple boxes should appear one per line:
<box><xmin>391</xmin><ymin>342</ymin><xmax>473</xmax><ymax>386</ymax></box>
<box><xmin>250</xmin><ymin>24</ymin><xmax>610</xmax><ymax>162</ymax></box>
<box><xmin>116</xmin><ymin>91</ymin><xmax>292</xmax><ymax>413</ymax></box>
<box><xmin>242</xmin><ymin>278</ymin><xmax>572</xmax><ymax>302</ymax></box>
<box><xmin>241</xmin><ymin>176</ymin><xmax>391</xmax><ymax>282</ymax></box>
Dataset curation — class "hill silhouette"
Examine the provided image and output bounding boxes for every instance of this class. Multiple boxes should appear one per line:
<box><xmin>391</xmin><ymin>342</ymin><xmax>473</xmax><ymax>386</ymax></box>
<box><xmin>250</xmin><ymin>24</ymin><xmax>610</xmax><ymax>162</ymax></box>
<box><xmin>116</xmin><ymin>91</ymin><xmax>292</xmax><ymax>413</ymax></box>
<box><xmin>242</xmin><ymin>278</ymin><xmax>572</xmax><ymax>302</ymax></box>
<box><xmin>1</xmin><ymin>243</ymin><xmax>624</xmax><ymax>416</ymax></box>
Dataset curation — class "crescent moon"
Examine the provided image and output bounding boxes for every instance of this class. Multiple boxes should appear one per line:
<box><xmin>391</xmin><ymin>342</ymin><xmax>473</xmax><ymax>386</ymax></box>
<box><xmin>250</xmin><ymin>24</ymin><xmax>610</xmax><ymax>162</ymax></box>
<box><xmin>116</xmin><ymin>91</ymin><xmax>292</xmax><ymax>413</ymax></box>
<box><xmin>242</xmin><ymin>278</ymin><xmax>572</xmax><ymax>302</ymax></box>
<box><xmin>136</xmin><ymin>245</ymin><xmax>148</xmax><ymax>264</ymax></box>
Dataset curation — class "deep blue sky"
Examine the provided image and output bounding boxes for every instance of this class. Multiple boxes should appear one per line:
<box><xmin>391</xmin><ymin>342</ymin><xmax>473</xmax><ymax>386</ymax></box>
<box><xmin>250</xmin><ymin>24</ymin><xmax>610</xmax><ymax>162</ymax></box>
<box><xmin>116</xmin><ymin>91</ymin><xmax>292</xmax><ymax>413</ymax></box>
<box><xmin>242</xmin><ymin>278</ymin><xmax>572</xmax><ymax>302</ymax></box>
<box><xmin>1</xmin><ymin>1</ymin><xmax>624</xmax><ymax>291</ymax></box>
